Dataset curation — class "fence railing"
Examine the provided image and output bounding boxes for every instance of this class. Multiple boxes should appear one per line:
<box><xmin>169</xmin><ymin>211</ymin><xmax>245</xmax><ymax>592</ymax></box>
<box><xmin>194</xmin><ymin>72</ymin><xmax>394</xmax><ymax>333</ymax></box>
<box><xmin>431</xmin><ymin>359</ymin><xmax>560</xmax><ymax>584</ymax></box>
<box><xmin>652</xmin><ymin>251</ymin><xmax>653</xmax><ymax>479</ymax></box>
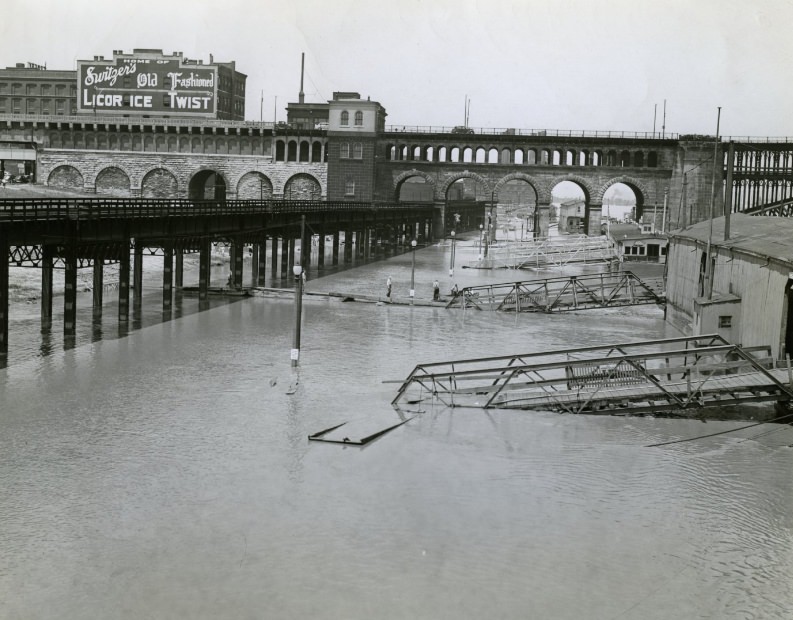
<box><xmin>0</xmin><ymin>198</ymin><xmax>434</xmax><ymax>223</ymax></box>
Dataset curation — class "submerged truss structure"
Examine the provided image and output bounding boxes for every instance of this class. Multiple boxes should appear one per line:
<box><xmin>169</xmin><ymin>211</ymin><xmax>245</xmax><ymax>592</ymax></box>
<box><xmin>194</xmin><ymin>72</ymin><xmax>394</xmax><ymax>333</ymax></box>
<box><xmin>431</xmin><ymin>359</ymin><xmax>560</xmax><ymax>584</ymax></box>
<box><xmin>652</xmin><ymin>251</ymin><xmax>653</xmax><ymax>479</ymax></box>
<box><xmin>466</xmin><ymin>235</ymin><xmax>617</xmax><ymax>270</ymax></box>
<box><xmin>446</xmin><ymin>271</ymin><xmax>665</xmax><ymax>312</ymax></box>
<box><xmin>392</xmin><ymin>335</ymin><xmax>793</xmax><ymax>416</ymax></box>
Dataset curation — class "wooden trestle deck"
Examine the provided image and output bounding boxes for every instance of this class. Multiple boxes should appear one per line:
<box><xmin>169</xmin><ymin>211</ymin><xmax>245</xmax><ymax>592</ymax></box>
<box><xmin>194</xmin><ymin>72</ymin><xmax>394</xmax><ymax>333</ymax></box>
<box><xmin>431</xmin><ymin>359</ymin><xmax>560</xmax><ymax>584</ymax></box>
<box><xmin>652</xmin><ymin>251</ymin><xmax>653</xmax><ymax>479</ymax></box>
<box><xmin>391</xmin><ymin>334</ymin><xmax>793</xmax><ymax>416</ymax></box>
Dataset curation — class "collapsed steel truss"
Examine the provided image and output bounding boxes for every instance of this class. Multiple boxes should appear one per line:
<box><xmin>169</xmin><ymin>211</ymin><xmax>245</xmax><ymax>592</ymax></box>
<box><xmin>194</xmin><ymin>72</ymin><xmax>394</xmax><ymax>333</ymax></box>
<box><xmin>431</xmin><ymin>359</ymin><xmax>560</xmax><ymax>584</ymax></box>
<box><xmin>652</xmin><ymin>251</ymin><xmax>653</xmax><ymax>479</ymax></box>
<box><xmin>446</xmin><ymin>271</ymin><xmax>664</xmax><ymax>312</ymax></box>
<box><xmin>466</xmin><ymin>235</ymin><xmax>617</xmax><ymax>270</ymax></box>
<box><xmin>392</xmin><ymin>334</ymin><xmax>793</xmax><ymax>416</ymax></box>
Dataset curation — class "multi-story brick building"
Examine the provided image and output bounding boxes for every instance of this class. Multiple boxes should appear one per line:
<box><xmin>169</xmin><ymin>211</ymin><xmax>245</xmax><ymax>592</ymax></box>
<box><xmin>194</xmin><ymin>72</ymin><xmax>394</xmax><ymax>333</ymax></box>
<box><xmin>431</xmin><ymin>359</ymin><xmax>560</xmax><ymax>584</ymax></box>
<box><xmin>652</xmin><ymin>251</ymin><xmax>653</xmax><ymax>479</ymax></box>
<box><xmin>0</xmin><ymin>49</ymin><xmax>246</xmax><ymax>121</ymax></box>
<box><xmin>325</xmin><ymin>92</ymin><xmax>387</xmax><ymax>201</ymax></box>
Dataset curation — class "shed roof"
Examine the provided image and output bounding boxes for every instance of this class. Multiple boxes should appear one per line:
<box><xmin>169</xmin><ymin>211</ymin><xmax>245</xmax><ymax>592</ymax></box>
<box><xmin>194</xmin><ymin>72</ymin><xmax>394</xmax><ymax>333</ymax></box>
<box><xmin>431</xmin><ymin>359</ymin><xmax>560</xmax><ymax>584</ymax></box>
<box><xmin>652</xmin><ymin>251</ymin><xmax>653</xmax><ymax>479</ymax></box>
<box><xmin>669</xmin><ymin>213</ymin><xmax>793</xmax><ymax>265</ymax></box>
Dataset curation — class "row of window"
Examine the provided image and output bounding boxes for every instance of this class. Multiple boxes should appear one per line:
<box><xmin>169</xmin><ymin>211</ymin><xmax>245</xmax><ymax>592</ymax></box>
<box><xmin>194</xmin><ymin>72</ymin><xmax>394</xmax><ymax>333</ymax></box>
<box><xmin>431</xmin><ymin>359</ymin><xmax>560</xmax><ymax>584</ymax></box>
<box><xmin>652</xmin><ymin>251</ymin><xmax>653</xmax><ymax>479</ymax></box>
<box><xmin>386</xmin><ymin>144</ymin><xmax>661</xmax><ymax>167</ymax></box>
<box><xmin>0</xmin><ymin>97</ymin><xmax>71</xmax><ymax>114</ymax></box>
<box><xmin>0</xmin><ymin>83</ymin><xmax>75</xmax><ymax>96</ymax></box>
<box><xmin>340</xmin><ymin>110</ymin><xmax>363</xmax><ymax>126</ymax></box>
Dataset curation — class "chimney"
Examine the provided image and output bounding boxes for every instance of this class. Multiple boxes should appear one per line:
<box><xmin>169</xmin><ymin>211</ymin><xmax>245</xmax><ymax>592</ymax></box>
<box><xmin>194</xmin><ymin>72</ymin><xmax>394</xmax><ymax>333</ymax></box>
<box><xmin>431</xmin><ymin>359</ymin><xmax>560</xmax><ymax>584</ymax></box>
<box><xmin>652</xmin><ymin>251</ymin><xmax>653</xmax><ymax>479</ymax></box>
<box><xmin>298</xmin><ymin>52</ymin><xmax>305</xmax><ymax>104</ymax></box>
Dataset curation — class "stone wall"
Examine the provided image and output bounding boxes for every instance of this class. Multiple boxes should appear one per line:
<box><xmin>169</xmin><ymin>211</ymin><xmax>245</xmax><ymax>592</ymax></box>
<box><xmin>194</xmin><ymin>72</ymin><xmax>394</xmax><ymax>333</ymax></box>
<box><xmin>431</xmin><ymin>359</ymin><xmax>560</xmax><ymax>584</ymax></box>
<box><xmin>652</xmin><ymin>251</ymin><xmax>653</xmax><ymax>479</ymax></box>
<box><xmin>36</xmin><ymin>149</ymin><xmax>327</xmax><ymax>198</ymax></box>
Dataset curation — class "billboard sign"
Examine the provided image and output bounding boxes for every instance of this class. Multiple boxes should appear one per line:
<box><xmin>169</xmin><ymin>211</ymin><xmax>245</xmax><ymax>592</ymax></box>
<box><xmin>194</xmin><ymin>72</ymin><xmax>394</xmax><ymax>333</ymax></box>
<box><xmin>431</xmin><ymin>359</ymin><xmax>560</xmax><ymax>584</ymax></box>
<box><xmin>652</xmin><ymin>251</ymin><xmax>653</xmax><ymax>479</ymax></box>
<box><xmin>78</xmin><ymin>56</ymin><xmax>217</xmax><ymax>116</ymax></box>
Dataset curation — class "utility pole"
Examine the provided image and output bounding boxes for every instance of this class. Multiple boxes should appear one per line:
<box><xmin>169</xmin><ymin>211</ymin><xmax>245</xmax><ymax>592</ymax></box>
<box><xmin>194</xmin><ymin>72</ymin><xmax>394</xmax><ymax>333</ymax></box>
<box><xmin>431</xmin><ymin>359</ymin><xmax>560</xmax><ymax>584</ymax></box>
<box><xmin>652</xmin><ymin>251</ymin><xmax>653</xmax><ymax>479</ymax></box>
<box><xmin>705</xmin><ymin>107</ymin><xmax>722</xmax><ymax>300</ymax></box>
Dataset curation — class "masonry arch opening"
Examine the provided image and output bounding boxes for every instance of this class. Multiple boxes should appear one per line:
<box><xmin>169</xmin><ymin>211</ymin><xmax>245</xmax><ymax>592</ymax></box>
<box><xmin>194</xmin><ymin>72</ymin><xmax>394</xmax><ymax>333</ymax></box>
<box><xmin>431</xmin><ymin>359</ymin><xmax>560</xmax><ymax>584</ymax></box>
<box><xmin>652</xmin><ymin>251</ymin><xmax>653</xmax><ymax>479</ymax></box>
<box><xmin>603</xmin><ymin>183</ymin><xmax>640</xmax><ymax>227</ymax></box>
<box><xmin>189</xmin><ymin>170</ymin><xmax>227</xmax><ymax>200</ymax></box>
<box><xmin>551</xmin><ymin>181</ymin><xmax>588</xmax><ymax>235</ymax></box>
<box><xmin>494</xmin><ymin>179</ymin><xmax>538</xmax><ymax>240</ymax></box>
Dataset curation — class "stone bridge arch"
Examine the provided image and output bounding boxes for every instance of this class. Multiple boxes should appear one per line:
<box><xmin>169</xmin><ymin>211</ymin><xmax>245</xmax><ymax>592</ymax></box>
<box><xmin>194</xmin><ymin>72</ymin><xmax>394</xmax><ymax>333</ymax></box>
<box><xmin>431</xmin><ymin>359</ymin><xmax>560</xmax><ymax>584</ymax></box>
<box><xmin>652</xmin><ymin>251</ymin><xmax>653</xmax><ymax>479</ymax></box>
<box><xmin>595</xmin><ymin>175</ymin><xmax>651</xmax><ymax>209</ymax></box>
<box><xmin>439</xmin><ymin>170</ymin><xmax>492</xmax><ymax>201</ymax></box>
<box><xmin>188</xmin><ymin>167</ymin><xmax>229</xmax><ymax>200</ymax></box>
<box><xmin>393</xmin><ymin>168</ymin><xmax>437</xmax><ymax>201</ymax></box>
<box><xmin>545</xmin><ymin>174</ymin><xmax>597</xmax><ymax>203</ymax></box>
<box><xmin>493</xmin><ymin>172</ymin><xmax>543</xmax><ymax>203</ymax></box>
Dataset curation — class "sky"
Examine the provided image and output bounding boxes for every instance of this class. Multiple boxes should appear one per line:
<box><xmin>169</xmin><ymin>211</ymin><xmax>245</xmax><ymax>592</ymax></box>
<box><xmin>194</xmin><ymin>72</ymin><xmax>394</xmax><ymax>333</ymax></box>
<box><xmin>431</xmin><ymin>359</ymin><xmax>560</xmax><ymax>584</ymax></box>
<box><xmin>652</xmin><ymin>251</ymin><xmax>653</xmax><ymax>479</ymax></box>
<box><xmin>2</xmin><ymin>0</ymin><xmax>792</xmax><ymax>138</ymax></box>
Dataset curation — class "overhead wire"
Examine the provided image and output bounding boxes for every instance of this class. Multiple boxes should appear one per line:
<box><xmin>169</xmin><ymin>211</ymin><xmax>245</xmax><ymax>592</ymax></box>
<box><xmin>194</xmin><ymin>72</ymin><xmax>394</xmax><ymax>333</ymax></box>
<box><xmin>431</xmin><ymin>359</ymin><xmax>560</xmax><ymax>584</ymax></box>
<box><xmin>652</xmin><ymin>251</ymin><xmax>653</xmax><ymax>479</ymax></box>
<box><xmin>645</xmin><ymin>411</ymin><xmax>793</xmax><ymax>447</ymax></box>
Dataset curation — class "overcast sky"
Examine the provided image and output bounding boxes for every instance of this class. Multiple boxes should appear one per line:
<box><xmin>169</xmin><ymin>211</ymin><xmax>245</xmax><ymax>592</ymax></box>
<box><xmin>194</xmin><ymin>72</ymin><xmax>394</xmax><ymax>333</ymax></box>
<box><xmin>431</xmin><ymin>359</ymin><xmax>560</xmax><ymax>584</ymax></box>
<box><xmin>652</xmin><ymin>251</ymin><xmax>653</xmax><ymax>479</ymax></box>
<box><xmin>2</xmin><ymin>0</ymin><xmax>791</xmax><ymax>137</ymax></box>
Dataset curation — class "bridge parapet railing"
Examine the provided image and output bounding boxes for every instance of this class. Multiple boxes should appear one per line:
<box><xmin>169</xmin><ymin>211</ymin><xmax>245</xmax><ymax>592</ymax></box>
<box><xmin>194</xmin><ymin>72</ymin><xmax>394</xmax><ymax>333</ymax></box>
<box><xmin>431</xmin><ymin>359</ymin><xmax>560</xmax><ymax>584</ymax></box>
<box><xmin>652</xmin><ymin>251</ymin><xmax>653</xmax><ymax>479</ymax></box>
<box><xmin>0</xmin><ymin>198</ymin><xmax>434</xmax><ymax>223</ymax></box>
<box><xmin>385</xmin><ymin>126</ymin><xmax>680</xmax><ymax>140</ymax></box>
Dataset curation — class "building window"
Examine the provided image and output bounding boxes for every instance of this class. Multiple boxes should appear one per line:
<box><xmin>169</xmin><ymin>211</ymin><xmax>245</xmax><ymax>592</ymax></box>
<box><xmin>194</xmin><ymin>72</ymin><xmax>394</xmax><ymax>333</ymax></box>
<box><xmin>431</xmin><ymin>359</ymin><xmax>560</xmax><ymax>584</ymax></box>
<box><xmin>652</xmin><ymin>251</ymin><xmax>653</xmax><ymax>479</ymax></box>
<box><xmin>12</xmin><ymin>98</ymin><xmax>21</xmax><ymax>113</ymax></box>
<box><xmin>55</xmin><ymin>84</ymin><xmax>65</xmax><ymax>95</ymax></box>
<box><xmin>26</xmin><ymin>99</ymin><xmax>37</xmax><ymax>114</ymax></box>
<box><xmin>340</xmin><ymin>110</ymin><xmax>349</xmax><ymax>126</ymax></box>
<box><xmin>345</xmin><ymin>177</ymin><xmax>355</xmax><ymax>196</ymax></box>
<box><xmin>340</xmin><ymin>142</ymin><xmax>350</xmax><ymax>158</ymax></box>
<box><xmin>354</xmin><ymin>110</ymin><xmax>363</xmax><ymax>126</ymax></box>
<box><xmin>12</xmin><ymin>83</ymin><xmax>22</xmax><ymax>95</ymax></box>
<box><xmin>0</xmin><ymin>98</ymin><xmax>6</xmax><ymax>113</ymax></box>
<box><xmin>353</xmin><ymin>142</ymin><xmax>363</xmax><ymax>159</ymax></box>
<box><xmin>41</xmin><ymin>101</ymin><xmax>50</xmax><ymax>114</ymax></box>
<box><xmin>718</xmin><ymin>316</ymin><xmax>732</xmax><ymax>328</ymax></box>
<box><xmin>0</xmin><ymin>83</ymin><xmax>8</xmax><ymax>94</ymax></box>
<box><xmin>41</xmin><ymin>84</ymin><xmax>50</xmax><ymax>95</ymax></box>
<box><xmin>26</xmin><ymin>84</ymin><xmax>37</xmax><ymax>95</ymax></box>
<box><xmin>55</xmin><ymin>99</ymin><xmax>64</xmax><ymax>115</ymax></box>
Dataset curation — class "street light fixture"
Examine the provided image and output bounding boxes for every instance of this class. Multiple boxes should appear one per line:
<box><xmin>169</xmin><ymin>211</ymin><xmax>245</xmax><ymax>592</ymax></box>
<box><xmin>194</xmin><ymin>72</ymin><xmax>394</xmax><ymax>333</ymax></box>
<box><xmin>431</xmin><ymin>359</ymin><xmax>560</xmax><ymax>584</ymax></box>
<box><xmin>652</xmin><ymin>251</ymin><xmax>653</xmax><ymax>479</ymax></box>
<box><xmin>478</xmin><ymin>224</ymin><xmax>484</xmax><ymax>260</ymax></box>
<box><xmin>291</xmin><ymin>264</ymin><xmax>303</xmax><ymax>367</ymax></box>
<box><xmin>410</xmin><ymin>239</ymin><xmax>417</xmax><ymax>304</ymax></box>
<box><xmin>449</xmin><ymin>230</ymin><xmax>456</xmax><ymax>277</ymax></box>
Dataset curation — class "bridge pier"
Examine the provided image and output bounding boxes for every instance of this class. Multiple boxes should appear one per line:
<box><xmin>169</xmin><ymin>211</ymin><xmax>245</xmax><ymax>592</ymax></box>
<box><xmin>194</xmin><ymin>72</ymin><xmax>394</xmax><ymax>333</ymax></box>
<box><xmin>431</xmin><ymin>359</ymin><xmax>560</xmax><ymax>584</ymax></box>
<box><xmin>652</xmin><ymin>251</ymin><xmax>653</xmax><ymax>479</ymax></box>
<box><xmin>586</xmin><ymin>203</ymin><xmax>603</xmax><ymax>237</ymax></box>
<box><xmin>287</xmin><ymin>237</ymin><xmax>296</xmax><ymax>273</ymax></box>
<box><xmin>270</xmin><ymin>236</ymin><xmax>279</xmax><ymax>282</ymax></box>
<box><xmin>255</xmin><ymin>235</ymin><xmax>267</xmax><ymax>286</ymax></box>
<box><xmin>92</xmin><ymin>261</ymin><xmax>103</xmax><ymax>318</ymax></box>
<box><xmin>63</xmin><ymin>246</ymin><xmax>77</xmax><ymax>336</ymax></box>
<box><xmin>318</xmin><ymin>228</ymin><xmax>326</xmax><ymax>269</ymax></box>
<box><xmin>41</xmin><ymin>245</ymin><xmax>53</xmax><ymax>328</ymax></box>
<box><xmin>281</xmin><ymin>236</ymin><xmax>294</xmax><ymax>280</ymax></box>
<box><xmin>232</xmin><ymin>238</ymin><xmax>244</xmax><ymax>289</ymax></box>
<box><xmin>119</xmin><ymin>240</ymin><xmax>130</xmax><ymax>323</ymax></box>
<box><xmin>345</xmin><ymin>228</ymin><xmax>353</xmax><ymax>263</ymax></box>
<box><xmin>199</xmin><ymin>239</ymin><xmax>210</xmax><ymax>301</ymax></box>
<box><xmin>332</xmin><ymin>231</ymin><xmax>339</xmax><ymax>265</ymax></box>
<box><xmin>537</xmin><ymin>202</ymin><xmax>551</xmax><ymax>238</ymax></box>
<box><xmin>162</xmin><ymin>245</ymin><xmax>173</xmax><ymax>314</ymax></box>
<box><xmin>175</xmin><ymin>250</ymin><xmax>184</xmax><ymax>289</ymax></box>
<box><xmin>133</xmin><ymin>244</ymin><xmax>143</xmax><ymax>309</ymax></box>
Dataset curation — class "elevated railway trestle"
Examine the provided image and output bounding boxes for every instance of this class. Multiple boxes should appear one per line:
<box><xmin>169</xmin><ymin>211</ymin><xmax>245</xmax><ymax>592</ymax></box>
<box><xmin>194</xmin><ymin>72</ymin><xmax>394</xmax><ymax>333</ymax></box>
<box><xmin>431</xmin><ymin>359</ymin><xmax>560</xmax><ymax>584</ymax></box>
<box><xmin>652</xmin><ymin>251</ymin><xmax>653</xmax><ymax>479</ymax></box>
<box><xmin>446</xmin><ymin>271</ymin><xmax>665</xmax><ymax>312</ymax></box>
<box><xmin>0</xmin><ymin>197</ymin><xmax>437</xmax><ymax>358</ymax></box>
<box><xmin>392</xmin><ymin>334</ymin><xmax>793</xmax><ymax>417</ymax></box>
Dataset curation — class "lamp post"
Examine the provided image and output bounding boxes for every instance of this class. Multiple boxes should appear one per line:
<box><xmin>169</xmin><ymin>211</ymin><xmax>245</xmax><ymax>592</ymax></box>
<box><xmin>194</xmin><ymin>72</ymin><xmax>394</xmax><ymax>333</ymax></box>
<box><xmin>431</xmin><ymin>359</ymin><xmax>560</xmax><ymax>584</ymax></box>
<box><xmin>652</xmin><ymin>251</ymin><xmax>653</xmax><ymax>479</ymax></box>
<box><xmin>449</xmin><ymin>230</ymin><xmax>456</xmax><ymax>277</ymax></box>
<box><xmin>291</xmin><ymin>264</ymin><xmax>303</xmax><ymax>367</ymax></box>
<box><xmin>478</xmin><ymin>224</ymin><xmax>484</xmax><ymax>260</ymax></box>
<box><xmin>410</xmin><ymin>239</ymin><xmax>417</xmax><ymax>304</ymax></box>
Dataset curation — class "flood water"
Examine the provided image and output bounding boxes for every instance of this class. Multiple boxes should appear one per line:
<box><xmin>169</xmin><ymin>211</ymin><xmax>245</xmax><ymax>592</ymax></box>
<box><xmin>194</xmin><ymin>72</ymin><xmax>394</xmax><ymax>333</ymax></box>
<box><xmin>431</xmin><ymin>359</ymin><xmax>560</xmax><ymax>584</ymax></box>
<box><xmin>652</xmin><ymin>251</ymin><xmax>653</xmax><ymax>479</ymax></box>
<box><xmin>1</xmin><ymin>238</ymin><xmax>792</xmax><ymax>619</ymax></box>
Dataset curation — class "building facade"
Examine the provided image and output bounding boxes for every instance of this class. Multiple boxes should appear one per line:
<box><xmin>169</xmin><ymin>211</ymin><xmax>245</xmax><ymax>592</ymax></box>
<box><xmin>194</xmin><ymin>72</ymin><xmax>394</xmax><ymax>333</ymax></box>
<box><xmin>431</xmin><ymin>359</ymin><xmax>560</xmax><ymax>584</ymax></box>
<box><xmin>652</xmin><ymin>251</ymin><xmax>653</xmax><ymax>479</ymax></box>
<box><xmin>325</xmin><ymin>93</ymin><xmax>387</xmax><ymax>201</ymax></box>
<box><xmin>665</xmin><ymin>213</ymin><xmax>793</xmax><ymax>359</ymax></box>
<box><xmin>0</xmin><ymin>49</ymin><xmax>246</xmax><ymax>121</ymax></box>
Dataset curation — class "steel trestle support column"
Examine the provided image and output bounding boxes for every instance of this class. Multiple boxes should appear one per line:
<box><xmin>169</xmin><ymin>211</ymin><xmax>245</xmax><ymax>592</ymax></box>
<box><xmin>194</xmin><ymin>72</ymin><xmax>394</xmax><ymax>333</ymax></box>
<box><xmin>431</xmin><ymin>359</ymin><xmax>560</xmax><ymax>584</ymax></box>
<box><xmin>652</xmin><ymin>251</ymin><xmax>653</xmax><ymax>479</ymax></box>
<box><xmin>232</xmin><ymin>238</ymin><xmax>244</xmax><ymax>289</ymax></box>
<box><xmin>162</xmin><ymin>245</ymin><xmax>173</xmax><ymax>314</ymax></box>
<box><xmin>0</xmin><ymin>228</ymin><xmax>8</xmax><ymax>356</ymax></box>
<box><xmin>281</xmin><ymin>237</ymin><xmax>289</xmax><ymax>279</ymax></box>
<box><xmin>92</xmin><ymin>260</ymin><xmax>103</xmax><ymax>318</ymax></box>
<box><xmin>199</xmin><ymin>239</ymin><xmax>210</xmax><ymax>301</ymax></box>
<box><xmin>318</xmin><ymin>228</ymin><xmax>325</xmax><ymax>269</ymax></box>
<box><xmin>175</xmin><ymin>250</ymin><xmax>184</xmax><ymax>289</ymax></box>
<box><xmin>41</xmin><ymin>244</ymin><xmax>53</xmax><ymax>328</ymax></box>
<box><xmin>63</xmin><ymin>244</ymin><xmax>77</xmax><ymax>336</ymax></box>
<box><xmin>270</xmin><ymin>236</ymin><xmax>279</xmax><ymax>282</ymax></box>
<box><xmin>133</xmin><ymin>243</ymin><xmax>143</xmax><ymax>308</ymax></box>
<box><xmin>118</xmin><ymin>238</ymin><xmax>130</xmax><ymax>323</ymax></box>
<box><xmin>256</xmin><ymin>234</ymin><xmax>267</xmax><ymax>287</ymax></box>
<box><xmin>332</xmin><ymin>231</ymin><xmax>339</xmax><ymax>265</ymax></box>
